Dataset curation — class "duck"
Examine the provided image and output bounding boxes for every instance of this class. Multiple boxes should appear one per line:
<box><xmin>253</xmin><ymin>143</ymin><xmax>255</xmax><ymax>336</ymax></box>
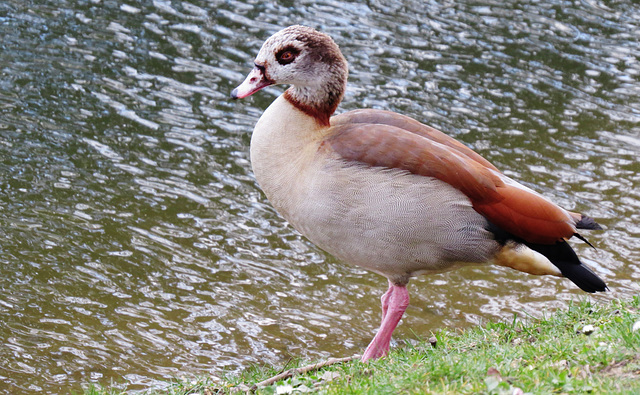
<box><xmin>231</xmin><ymin>25</ymin><xmax>606</xmax><ymax>362</ymax></box>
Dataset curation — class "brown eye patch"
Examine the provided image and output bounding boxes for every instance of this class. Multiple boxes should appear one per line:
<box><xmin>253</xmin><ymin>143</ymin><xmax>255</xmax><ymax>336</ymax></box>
<box><xmin>275</xmin><ymin>46</ymin><xmax>300</xmax><ymax>65</ymax></box>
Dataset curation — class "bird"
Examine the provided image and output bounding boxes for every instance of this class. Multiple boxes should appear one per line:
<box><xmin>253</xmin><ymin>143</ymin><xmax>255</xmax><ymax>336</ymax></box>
<box><xmin>231</xmin><ymin>25</ymin><xmax>606</xmax><ymax>362</ymax></box>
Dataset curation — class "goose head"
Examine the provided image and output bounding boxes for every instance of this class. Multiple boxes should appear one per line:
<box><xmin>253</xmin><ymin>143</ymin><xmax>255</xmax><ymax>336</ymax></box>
<box><xmin>232</xmin><ymin>25</ymin><xmax>349</xmax><ymax>125</ymax></box>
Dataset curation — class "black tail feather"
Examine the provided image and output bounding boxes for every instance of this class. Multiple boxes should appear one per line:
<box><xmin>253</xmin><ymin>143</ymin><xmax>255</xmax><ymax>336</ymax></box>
<box><xmin>573</xmin><ymin>232</ymin><xmax>597</xmax><ymax>250</ymax></box>
<box><xmin>575</xmin><ymin>214</ymin><xmax>603</xmax><ymax>230</ymax></box>
<box><xmin>525</xmin><ymin>241</ymin><xmax>608</xmax><ymax>293</ymax></box>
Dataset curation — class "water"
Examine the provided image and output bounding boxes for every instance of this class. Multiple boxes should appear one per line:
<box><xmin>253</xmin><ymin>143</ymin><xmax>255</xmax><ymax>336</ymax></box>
<box><xmin>0</xmin><ymin>0</ymin><xmax>638</xmax><ymax>393</ymax></box>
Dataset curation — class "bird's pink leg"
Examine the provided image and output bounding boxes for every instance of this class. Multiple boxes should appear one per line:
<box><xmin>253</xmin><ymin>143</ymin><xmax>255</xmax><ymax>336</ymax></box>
<box><xmin>361</xmin><ymin>282</ymin><xmax>409</xmax><ymax>362</ymax></box>
<box><xmin>379</xmin><ymin>280</ymin><xmax>394</xmax><ymax>322</ymax></box>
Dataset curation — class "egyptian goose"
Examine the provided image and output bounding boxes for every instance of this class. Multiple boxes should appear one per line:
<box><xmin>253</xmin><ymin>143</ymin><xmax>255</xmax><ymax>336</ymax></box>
<box><xmin>231</xmin><ymin>25</ymin><xmax>606</xmax><ymax>362</ymax></box>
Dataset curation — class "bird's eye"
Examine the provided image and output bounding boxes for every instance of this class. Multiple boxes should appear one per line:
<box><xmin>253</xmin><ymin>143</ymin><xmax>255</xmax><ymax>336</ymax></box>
<box><xmin>275</xmin><ymin>47</ymin><xmax>300</xmax><ymax>65</ymax></box>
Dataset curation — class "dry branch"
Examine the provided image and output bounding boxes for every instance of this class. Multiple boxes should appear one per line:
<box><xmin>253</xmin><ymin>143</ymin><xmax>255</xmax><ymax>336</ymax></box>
<box><xmin>250</xmin><ymin>355</ymin><xmax>358</xmax><ymax>390</ymax></box>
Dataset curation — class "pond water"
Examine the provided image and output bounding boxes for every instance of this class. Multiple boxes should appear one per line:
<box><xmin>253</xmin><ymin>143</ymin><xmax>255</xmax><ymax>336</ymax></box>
<box><xmin>0</xmin><ymin>0</ymin><xmax>639</xmax><ymax>393</ymax></box>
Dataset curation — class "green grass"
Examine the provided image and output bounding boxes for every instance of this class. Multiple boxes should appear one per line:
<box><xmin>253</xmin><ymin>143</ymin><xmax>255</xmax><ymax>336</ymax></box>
<box><xmin>87</xmin><ymin>297</ymin><xmax>640</xmax><ymax>394</ymax></box>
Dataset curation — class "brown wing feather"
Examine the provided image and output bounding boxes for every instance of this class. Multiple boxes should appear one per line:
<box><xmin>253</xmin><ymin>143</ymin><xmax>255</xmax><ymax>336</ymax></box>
<box><xmin>332</xmin><ymin>109</ymin><xmax>498</xmax><ymax>171</ymax></box>
<box><xmin>472</xmin><ymin>185</ymin><xmax>577</xmax><ymax>244</ymax></box>
<box><xmin>327</xmin><ymin>113</ymin><xmax>577</xmax><ymax>244</ymax></box>
<box><xmin>327</xmin><ymin>122</ymin><xmax>503</xmax><ymax>204</ymax></box>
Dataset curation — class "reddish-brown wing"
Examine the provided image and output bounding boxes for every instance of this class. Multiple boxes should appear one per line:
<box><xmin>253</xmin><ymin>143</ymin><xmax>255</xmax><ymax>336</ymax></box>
<box><xmin>332</xmin><ymin>109</ymin><xmax>498</xmax><ymax>171</ymax></box>
<box><xmin>327</xmin><ymin>111</ymin><xmax>577</xmax><ymax>244</ymax></box>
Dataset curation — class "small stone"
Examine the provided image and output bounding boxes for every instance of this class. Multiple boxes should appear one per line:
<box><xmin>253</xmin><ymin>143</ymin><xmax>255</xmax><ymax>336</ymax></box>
<box><xmin>276</xmin><ymin>384</ymin><xmax>294</xmax><ymax>394</ymax></box>
<box><xmin>632</xmin><ymin>321</ymin><xmax>640</xmax><ymax>332</ymax></box>
<box><xmin>321</xmin><ymin>371</ymin><xmax>340</xmax><ymax>381</ymax></box>
<box><xmin>582</xmin><ymin>324</ymin><xmax>596</xmax><ymax>335</ymax></box>
<box><xmin>429</xmin><ymin>336</ymin><xmax>437</xmax><ymax>347</ymax></box>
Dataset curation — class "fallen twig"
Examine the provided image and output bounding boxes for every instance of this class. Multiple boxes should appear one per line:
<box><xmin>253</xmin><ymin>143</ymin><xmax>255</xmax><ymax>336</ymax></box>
<box><xmin>250</xmin><ymin>355</ymin><xmax>359</xmax><ymax>390</ymax></box>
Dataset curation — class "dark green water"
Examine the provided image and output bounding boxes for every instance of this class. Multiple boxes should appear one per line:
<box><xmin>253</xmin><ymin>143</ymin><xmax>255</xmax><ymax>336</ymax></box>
<box><xmin>1</xmin><ymin>0</ymin><xmax>638</xmax><ymax>393</ymax></box>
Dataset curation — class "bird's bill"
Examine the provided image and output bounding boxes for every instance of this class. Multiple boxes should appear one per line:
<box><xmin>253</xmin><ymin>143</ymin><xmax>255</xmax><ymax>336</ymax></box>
<box><xmin>231</xmin><ymin>66</ymin><xmax>273</xmax><ymax>99</ymax></box>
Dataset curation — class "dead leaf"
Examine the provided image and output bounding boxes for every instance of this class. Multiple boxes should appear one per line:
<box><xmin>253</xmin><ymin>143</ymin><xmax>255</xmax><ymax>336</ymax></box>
<box><xmin>487</xmin><ymin>367</ymin><xmax>503</xmax><ymax>380</ymax></box>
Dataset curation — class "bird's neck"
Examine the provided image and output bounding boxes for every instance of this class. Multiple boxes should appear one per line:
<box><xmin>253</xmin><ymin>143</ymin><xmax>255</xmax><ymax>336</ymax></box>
<box><xmin>283</xmin><ymin>67</ymin><xmax>347</xmax><ymax>127</ymax></box>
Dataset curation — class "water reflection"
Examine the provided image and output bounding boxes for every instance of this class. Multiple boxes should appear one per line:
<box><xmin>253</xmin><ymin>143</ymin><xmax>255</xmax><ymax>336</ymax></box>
<box><xmin>0</xmin><ymin>0</ymin><xmax>638</xmax><ymax>393</ymax></box>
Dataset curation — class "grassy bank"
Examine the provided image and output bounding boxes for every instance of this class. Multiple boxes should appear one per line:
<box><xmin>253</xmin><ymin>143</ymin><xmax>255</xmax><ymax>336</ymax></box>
<box><xmin>87</xmin><ymin>297</ymin><xmax>640</xmax><ymax>394</ymax></box>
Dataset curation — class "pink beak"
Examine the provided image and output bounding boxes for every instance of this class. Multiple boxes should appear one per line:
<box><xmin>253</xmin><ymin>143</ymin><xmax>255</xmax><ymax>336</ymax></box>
<box><xmin>231</xmin><ymin>66</ymin><xmax>274</xmax><ymax>99</ymax></box>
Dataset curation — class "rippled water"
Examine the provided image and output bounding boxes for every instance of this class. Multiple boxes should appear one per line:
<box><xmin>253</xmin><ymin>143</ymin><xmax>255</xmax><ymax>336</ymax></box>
<box><xmin>0</xmin><ymin>0</ymin><xmax>639</xmax><ymax>393</ymax></box>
